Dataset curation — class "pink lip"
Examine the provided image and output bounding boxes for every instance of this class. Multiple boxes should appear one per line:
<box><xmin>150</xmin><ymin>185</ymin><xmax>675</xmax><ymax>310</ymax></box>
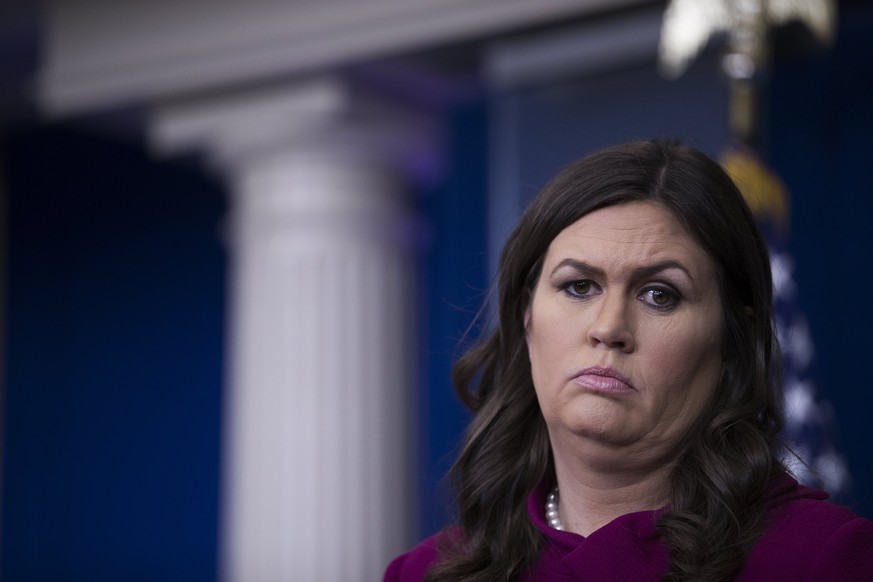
<box><xmin>573</xmin><ymin>366</ymin><xmax>636</xmax><ymax>394</ymax></box>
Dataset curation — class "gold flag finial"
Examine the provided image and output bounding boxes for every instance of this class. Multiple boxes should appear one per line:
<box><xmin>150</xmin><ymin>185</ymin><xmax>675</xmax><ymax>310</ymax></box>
<box><xmin>659</xmin><ymin>0</ymin><xmax>837</xmax><ymax>140</ymax></box>
<box><xmin>659</xmin><ymin>0</ymin><xmax>837</xmax><ymax>79</ymax></box>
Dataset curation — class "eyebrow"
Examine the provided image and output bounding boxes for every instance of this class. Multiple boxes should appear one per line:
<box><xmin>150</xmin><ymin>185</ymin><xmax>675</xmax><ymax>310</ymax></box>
<box><xmin>550</xmin><ymin>258</ymin><xmax>695</xmax><ymax>282</ymax></box>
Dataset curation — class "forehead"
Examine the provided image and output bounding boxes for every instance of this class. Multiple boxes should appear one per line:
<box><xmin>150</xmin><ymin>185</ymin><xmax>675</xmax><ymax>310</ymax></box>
<box><xmin>543</xmin><ymin>201</ymin><xmax>712</xmax><ymax>270</ymax></box>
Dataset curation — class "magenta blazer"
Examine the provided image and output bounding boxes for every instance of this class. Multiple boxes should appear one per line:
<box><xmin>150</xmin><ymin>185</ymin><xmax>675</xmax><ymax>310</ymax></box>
<box><xmin>385</xmin><ymin>473</ymin><xmax>873</xmax><ymax>581</ymax></box>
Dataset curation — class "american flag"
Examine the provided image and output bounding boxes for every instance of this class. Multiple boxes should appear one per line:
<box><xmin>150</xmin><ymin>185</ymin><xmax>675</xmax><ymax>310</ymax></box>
<box><xmin>722</xmin><ymin>145</ymin><xmax>851</xmax><ymax>500</ymax></box>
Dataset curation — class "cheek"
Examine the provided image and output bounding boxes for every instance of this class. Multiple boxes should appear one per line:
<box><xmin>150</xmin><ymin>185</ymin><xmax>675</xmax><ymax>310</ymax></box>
<box><xmin>647</xmin><ymin>327</ymin><xmax>722</xmax><ymax>413</ymax></box>
<box><xmin>649</xmin><ymin>310</ymin><xmax>720</xmax><ymax>366</ymax></box>
<box><xmin>638</xmin><ymin>303</ymin><xmax>714</xmax><ymax>362</ymax></box>
<box><xmin>529</xmin><ymin>311</ymin><xmax>580</xmax><ymax>371</ymax></box>
<box><xmin>528</xmin><ymin>311</ymin><xmax>589</xmax><ymax>418</ymax></box>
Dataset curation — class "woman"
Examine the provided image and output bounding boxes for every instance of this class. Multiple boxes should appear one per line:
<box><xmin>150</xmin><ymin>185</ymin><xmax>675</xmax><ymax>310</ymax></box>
<box><xmin>385</xmin><ymin>139</ymin><xmax>873</xmax><ymax>581</ymax></box>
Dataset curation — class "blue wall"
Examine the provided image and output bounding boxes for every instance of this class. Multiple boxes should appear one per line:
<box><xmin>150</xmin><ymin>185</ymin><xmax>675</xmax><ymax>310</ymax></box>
<box><xmin>2</xmin><ymin>127</ymin><xmax>226</xmax><ymax>581</ymax></box>
<box><xmin>418</xmin><ymin>102</ymin><xmax>487</xmax><ymax>537</ymax></box>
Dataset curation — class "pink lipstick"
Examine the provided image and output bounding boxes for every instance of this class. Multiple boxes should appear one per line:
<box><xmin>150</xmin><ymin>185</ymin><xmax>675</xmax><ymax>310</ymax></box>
<box><xmin>573</xmin><ymin>366</ymin><xmax>635</xmax><ymax>394</ymax></box>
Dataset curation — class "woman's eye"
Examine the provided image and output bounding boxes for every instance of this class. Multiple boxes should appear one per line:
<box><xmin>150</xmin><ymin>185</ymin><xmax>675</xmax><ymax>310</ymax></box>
<box><xmin>564</xmin><ymin>280</ymin><xmax>595</xmax><ymax>298</ymax></box>
<box><xmin>640</xmin><ymin>288</ymin><xmax>679</xmax><ymax>310</ymax></box>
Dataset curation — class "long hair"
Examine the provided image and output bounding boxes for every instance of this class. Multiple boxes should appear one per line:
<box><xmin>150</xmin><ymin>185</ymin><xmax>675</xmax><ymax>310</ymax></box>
<box><xmin>426</xmin><ymin>139</ymin><xmax>784</xmax><ymax>581</ymax></box>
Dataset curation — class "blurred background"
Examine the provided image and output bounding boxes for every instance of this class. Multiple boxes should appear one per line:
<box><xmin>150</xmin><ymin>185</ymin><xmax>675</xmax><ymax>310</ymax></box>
<box><xmin>1</xmin><ymin>0</ymin><xmax>872</xmax><ymax>580</ymax></box>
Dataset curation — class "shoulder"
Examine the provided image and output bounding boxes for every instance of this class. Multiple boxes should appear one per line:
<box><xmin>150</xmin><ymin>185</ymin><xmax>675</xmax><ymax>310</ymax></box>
<box><xmin>740</xmin><ymin>475</ymin><xmax>873</xmax><ymax>581</ymax></box>
<box><xmin>383</xmin><ymin>532</ymin><xmax>446</xmax><ymax>582</ymax></box>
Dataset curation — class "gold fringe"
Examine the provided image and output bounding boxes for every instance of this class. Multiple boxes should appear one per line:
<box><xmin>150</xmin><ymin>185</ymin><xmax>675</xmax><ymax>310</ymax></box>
<box><xmin>721</xmin><ymin>148</ymin><xmax>790</xmax><ymax>230</ymax></box>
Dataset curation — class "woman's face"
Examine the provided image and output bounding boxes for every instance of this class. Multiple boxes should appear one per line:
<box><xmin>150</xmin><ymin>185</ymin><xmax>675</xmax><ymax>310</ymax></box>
<box><xmin>525</xmin><ymin>201</ymin><xmax>723</xmax><ymax>467</ymax></box>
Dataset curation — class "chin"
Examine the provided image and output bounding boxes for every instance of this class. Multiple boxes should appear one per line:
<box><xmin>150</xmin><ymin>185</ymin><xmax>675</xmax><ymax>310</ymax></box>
<box><xmin>559</xmin><ymin>416</ymin><xmax>634</xmax><ymax>444</ymax></box>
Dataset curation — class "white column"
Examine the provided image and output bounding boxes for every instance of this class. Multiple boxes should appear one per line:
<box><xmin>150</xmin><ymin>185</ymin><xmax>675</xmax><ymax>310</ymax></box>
<box><xmin>151</xmin><ymin>78</ymin><xmax>426</xmax><ymax>582</ymax></box>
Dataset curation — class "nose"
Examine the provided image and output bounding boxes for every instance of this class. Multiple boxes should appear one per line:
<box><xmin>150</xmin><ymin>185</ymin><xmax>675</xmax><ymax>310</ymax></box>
<box><xmin>587</xmin><ymin>293</ymin><xmax>635</xmax><ymax>352</ymax></box>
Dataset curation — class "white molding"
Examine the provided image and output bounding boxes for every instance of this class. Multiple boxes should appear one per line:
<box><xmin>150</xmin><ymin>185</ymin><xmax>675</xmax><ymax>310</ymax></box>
<box><xmin>149</xmin><ymin>76</ymin><xmax>439</xmax><ymax>181</ymax></box>
<box><xmin>150</xmin><ymin>78</ymin><xmax>347</xmax><ymax>157</ymax></box>
<box><xmin>39</xmin><ymin>0</ymin><xmax>647</xmax><ymax>115</ymax></box>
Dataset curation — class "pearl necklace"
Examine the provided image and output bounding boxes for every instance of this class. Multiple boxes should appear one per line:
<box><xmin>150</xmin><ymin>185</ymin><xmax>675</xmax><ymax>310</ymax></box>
<box><xmin>545</xmin><ymin>486</ymin><xmax>564</xmax><ymax>530</ymax></box>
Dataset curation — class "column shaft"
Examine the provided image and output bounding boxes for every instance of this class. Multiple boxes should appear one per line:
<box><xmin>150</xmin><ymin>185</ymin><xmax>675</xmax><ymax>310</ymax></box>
<box><xmin>221</xmin><ymin>151</ymin><xmax>415</xmax><ymax>581</ymax></box>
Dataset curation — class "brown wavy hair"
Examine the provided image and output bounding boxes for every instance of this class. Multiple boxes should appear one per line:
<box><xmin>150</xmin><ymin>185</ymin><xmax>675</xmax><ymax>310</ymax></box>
<box><xmin>426</xmin><ymin>139</ymin><xmax>785</xmax><ymax>581</ymax></box>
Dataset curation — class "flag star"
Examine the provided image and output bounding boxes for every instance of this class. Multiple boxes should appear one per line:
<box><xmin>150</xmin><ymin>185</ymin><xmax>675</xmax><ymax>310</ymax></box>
<box><xmin>785</xmin><ymin>380</ymin><xmax>818</xmax><ymax>426</ymax></box>
<box><xmin>770</xmin><ymin>251</ymin><xmax>796</xmax><ymax>301</ymax></box>
<box><xmin>815</xmin><ymin>452</ymin><xmax>852</xmax><ymax>494</ymax></box>
<box><xmin>785</xmin><ymin>318</ymin><xmax>815</xmax><ymax>369</ymax></box>
<box><xmin>776</xmin><ymin>321</ymin><xmax>789</xmax><ymax>348</ymax></box>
